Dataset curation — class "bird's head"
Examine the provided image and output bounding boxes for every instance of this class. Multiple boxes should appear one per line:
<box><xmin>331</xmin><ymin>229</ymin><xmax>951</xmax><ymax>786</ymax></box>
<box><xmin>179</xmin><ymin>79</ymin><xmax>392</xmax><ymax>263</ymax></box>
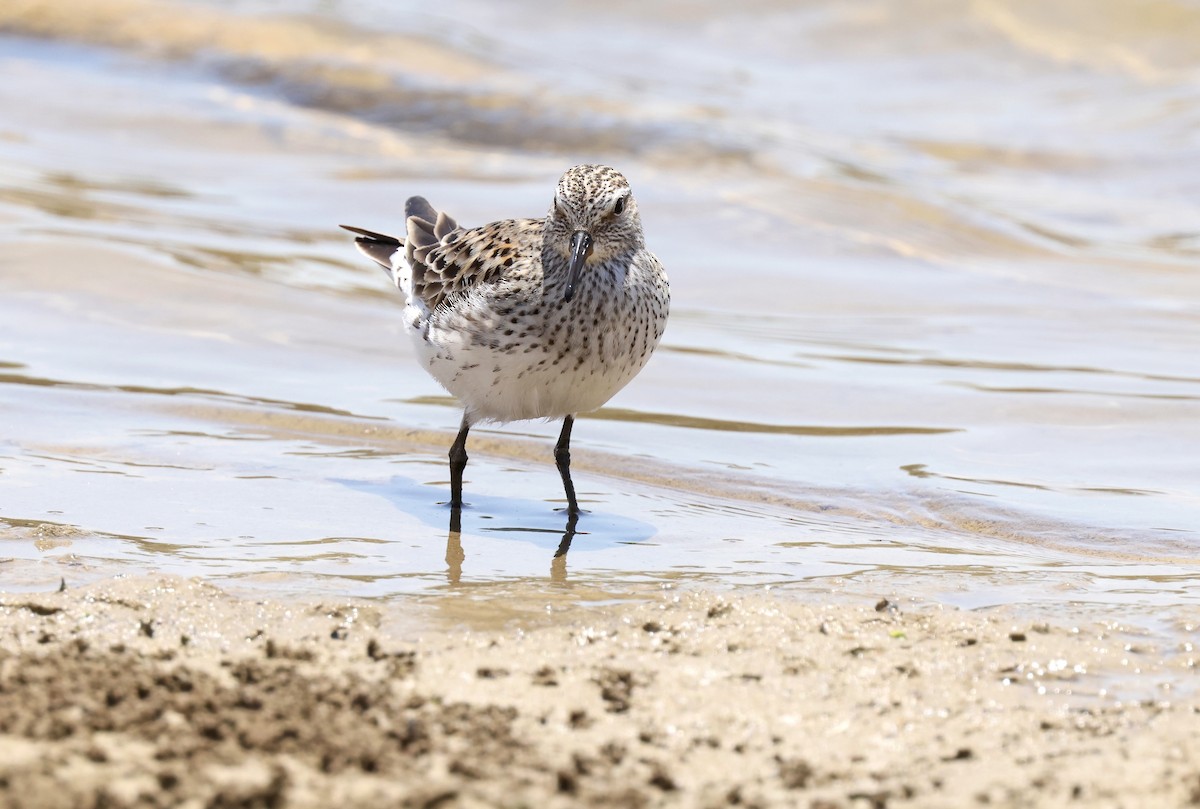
<box><xmin>545</xmin><ymin>164</ymin><xmax>643</xmax><ymax>303</ymax></box>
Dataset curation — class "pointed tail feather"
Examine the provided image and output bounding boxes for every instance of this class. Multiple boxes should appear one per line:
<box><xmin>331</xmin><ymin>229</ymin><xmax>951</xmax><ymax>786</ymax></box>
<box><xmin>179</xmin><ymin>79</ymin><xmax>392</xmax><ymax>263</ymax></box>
<box><xmin>340</xmin><ymin>224</ymin><xmax>402</xmax><ymax>273</ymax></box>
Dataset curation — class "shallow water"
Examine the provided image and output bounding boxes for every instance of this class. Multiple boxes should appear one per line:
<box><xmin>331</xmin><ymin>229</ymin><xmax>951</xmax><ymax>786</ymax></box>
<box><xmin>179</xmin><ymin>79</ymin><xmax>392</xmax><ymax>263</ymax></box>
<box><xmin>1</xmin><ymin>1</ymin><xmax>1198</xmax><ymax>620</ymax></box>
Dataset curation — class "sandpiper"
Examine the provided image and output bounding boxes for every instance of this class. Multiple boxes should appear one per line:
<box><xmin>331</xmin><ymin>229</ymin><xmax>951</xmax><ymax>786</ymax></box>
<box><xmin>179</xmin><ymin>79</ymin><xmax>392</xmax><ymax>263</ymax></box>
<box><xmin>342</xmin><ymin>164</ymin><xmax>670</xmax><ymax>514</ymax></box>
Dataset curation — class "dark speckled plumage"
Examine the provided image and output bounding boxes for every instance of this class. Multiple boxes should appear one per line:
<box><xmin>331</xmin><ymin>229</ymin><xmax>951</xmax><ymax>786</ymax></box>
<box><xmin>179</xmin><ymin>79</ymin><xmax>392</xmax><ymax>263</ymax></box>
<box><xmin>342</xmin><ymin>164</ymin><xmax>669</xmax><ymax>513</ymax></box>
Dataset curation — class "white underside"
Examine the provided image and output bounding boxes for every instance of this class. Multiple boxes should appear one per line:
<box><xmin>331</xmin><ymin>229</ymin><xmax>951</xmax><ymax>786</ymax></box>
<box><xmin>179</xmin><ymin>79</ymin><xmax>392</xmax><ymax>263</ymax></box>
<box><xmin>392</xmin><ymin>255</ymin><xmax>651</xmax><ymax>425</ymax></box>
<box><xmin>423</xmin><ymin>326</ymin><xmax>643</xmax><ymax>423</ymax></box>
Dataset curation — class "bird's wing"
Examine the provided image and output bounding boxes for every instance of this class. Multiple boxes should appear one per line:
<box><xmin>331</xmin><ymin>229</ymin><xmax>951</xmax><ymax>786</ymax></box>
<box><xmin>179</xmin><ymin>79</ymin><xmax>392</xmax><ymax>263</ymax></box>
<box><xmin>406</xmin><ymin>207</ymin><xmax>542</xmax><ymax>310</ymax></box>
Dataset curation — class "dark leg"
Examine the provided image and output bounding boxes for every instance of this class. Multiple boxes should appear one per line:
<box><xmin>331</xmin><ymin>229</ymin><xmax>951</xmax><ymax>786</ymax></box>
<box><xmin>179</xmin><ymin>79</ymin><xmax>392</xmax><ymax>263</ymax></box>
<box><xmin>449</xmin><ymin>414</ymin><xmax>471</xmax><ymax>509</ymax></box>
<box><xmin>554</xmin><ymin>415</ymin><xmax>580</xmax><ymax>514</ymax></box>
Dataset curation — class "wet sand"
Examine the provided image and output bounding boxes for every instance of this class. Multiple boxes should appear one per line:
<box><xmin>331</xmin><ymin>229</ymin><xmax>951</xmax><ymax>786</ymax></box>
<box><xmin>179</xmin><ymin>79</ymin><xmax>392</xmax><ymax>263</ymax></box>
<box><xmin>2</xmin><ymin>575</ymin><xmax>1198</xmax><ymax>809</ymax></box>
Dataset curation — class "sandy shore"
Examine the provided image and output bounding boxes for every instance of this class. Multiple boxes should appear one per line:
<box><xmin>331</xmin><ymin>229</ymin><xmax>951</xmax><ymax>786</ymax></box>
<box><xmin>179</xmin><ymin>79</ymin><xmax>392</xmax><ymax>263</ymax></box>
<box><xmin>1</xmin><ymin>577</ymin><xmax>1197</xmax><ymax>808</ymax></box>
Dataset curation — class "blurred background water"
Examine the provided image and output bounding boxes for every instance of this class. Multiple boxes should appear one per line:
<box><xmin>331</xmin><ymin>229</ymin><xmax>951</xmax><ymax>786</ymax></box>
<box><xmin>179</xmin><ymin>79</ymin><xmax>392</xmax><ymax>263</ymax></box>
<box><xmin>1</xmin><ymin>0</ymin><xmax>1198</xmax><ymax>618</ymax></box>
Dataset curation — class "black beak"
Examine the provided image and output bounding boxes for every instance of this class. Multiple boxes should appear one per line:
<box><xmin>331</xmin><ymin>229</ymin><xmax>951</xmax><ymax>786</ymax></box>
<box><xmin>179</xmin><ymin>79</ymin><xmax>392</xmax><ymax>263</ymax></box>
<box><xmin>564</xmin><ymin>230</ymin><xmax>592</xmax><ymax>303</ymax></box>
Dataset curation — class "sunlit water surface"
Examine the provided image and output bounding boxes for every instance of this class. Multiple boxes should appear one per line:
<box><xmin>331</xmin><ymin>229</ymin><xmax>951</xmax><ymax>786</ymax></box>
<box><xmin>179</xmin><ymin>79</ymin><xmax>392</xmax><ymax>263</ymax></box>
<box><xmin>1</xmin><ymin>1</ymin><xmax>1198</xmax><ymax>627</ymax></box>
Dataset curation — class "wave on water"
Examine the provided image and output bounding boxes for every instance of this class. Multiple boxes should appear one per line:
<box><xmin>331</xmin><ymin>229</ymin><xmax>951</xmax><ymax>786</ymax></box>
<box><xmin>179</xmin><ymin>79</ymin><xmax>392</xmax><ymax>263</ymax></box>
<box><xmin>0</xmin><ymin>0</ymin><xmax>752</xmax><ymax>161</ymax></box>
<box><xmin>971</xmin><ymin>0</ymin><xmax>1200</xmax><ymax>80</ymax></box>
<box><xmin>7</xmin><ymin>0</ymin><xmax>1200</xmax><ymax>269</ymax></box>
<box><xmin>4</xmin><ymin>0</ymin><xmax>1200</xmax><ymax>601</ymax></box>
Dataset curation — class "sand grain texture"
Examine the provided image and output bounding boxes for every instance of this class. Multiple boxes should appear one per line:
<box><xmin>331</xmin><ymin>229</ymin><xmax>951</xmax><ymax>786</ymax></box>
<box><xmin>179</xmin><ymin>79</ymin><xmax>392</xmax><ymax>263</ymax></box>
<box><xmin>1</xmin><ymin>578</ymin><xmax>1198</xmax><ymax>808</ymax></box>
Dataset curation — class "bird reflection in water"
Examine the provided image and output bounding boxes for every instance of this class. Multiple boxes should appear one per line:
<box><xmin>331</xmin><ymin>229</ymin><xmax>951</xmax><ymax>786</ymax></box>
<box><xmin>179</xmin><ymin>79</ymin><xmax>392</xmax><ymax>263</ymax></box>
<box><xmin>445</xmin><ymin>506</ymin><xmax>582</xmax><ymax>584</ymax></box>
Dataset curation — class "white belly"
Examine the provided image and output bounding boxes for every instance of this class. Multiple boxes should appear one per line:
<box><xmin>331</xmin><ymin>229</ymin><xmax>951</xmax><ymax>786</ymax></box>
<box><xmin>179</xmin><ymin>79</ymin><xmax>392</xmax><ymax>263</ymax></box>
<box><xmin>393</xmin><ymin>249</ymin><xmax>668</xmax><ymax>425</ymax></box>
<box><xmin>411</xmin><ymin>315</ymin><xmax>649</xmax><ymax>423</ymax></box>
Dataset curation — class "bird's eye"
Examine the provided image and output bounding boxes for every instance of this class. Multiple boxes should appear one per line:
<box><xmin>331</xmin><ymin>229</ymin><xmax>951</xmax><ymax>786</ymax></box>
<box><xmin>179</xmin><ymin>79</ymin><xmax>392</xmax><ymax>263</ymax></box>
<box><xmin>613</xmin><ymin>195</ymin><xmax>628</xmax><ymax>216</ymax></box>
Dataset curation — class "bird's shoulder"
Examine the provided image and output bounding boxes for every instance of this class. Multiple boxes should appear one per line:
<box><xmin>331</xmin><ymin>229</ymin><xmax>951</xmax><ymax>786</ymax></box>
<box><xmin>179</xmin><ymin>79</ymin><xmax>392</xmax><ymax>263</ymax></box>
<box><xmin>409</xmin><ymin>216</ymin><xmax>543</xmax><ymax>309</ymax></box>
<box><xmin>629</xmin><ymin>248</ymin><xmax>669</xmax><ymax>291</ymax></box>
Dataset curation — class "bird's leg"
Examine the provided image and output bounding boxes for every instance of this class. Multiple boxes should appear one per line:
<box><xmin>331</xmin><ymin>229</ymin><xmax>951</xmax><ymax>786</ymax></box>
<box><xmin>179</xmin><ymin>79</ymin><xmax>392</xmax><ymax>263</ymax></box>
<box><xmin>554</xmin><ymin>415</ymin><xmax>580</xmax><ymax>514</ymax></box>
<box><xmin>449</xmin><ymin>414</ymin><xmax>471</xmax><ymax>509</ymax></box>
